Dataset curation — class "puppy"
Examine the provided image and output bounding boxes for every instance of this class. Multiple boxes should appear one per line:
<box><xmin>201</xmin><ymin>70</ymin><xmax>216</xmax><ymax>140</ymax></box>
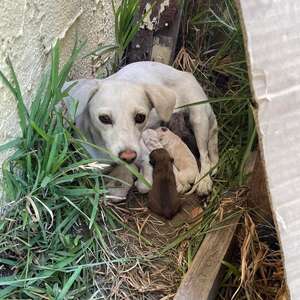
<box><xmin>156</xmin><ymin>127</ymin><xmax>201</xmax><ymax>194</ymax></box>
<box><xmin>134</xmin><ymin>129</ymin><xmax>164</xmax><ymax>193</ymax></box>
<box><xmin>166</xmin><ymin>111</ymin><xmax>200</xmax><ymax>159</ymax></box>
<box><xmin>148</xmin><ymin>148</ymin><xmax>181</xmax><ymax>219</ymax></box>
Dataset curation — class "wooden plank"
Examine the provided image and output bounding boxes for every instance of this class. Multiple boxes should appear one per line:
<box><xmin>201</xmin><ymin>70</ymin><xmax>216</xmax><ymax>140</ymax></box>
<box><xmin>126</xmin><ymin>0</ymin><xmax>184</xmax><ymax>64</ymax></box>
<box><xmin>174</xmin><ymin>215</ymin><xmax>240</xmax><ymax>300</ymax></box>
<box><xmin>247</xmin><ymin>150</ymin><xmax>273</xmax><ymax>223</ymax></box>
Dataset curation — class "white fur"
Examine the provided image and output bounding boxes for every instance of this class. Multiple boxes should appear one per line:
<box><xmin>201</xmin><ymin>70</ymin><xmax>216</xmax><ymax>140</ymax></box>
<box><xmin>63</xmin><ymin>61</ymin><xmax>218</xmax><ymax>196</ymax></box>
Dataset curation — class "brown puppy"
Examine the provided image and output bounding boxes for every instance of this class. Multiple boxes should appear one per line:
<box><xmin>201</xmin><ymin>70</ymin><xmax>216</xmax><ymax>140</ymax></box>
<box><xmin>148</xmin><ymin>148</ymin><xmax>181</xmax><ymax>219</ymax></box>
<box><xmin>165</xmin><ymin>111</ymin><xmax>200</xmax><ymax>159</ymax></box>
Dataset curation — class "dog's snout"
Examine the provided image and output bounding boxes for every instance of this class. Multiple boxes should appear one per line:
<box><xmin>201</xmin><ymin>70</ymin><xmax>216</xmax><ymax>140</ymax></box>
<box><xmin>119</xmin><ymin>150</ymin><xmax>137</xmax><ymax>163</ymax></box>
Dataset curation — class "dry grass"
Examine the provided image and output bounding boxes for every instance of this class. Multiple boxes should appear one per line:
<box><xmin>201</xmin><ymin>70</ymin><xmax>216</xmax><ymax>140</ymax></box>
<box><xmin>91</xmin><ymin>190</ymin><xmax>206</xmax><ymax>299</ymax></box>
<box><xmin>217</xmin><ymin>209</ymin><xmax>286</xmax><ymax>300</ymax></box>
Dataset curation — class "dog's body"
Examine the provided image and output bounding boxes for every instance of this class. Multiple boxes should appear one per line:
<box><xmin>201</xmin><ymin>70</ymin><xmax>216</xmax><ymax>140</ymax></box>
<box><xmin>166</xmin><ymin>111</ymin><xmax>200</xmax><ymax>159</ymax></box>
<box><xmin>148</xmin><ymin>148</ymin><xmax>180</xmax><ymax>219</ymax></box>
<box><xmin>156</xmin><ymin>127</ymin><xmax>200</xmax><ymax>194</ymax></box>
<box><xmin>63</xmin><ymin>61</ymin><xmax>218</xmax><ymax>195</ymax></box>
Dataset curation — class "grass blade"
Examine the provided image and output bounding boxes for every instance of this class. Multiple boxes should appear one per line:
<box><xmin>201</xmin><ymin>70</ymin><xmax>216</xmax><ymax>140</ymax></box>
<box><xmin>0</xmin><ymin>138</ymin><xmax>21</xmax><ymax>152</ymax></box>
<box><xmin>56</xmin><ymin>267</ymin><xmax>82</xmax><ymax>300</ymax></box>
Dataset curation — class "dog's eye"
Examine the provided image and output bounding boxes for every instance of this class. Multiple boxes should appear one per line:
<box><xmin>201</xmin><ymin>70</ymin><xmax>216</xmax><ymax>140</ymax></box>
<box><xmin>99</xmin><ymin>115</ymin><xmax>112</xmax><ymax>125</ymax></box>
<box><xmin>135</xmin><ymin>113</ymin><xmax>146</xmax><ymax>124</ymax></box>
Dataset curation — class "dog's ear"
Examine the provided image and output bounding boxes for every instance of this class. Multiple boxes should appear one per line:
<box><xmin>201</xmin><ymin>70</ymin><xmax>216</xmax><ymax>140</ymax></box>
<box><xmin>144</xmin><ymin>85</ymin><xmax>176</xmax><ymax>122</ymax></box>
<box><xmin>76</xmin><ymin>86</ymin><xmax>99</xmax><ymax>139</ymax></box>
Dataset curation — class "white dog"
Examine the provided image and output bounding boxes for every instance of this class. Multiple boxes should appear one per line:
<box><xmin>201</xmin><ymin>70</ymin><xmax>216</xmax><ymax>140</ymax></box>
<box><xmin>63</xmin><ymin>61</ymin><xmax>218</xmax><ymax>196</ymax></box>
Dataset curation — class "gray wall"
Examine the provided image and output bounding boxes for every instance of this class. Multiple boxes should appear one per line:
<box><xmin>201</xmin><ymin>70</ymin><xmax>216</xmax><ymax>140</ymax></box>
<box><xmin>0</xmin><ymin>0</ymin><xmax>118</xmax><ymax>201</ymax></box>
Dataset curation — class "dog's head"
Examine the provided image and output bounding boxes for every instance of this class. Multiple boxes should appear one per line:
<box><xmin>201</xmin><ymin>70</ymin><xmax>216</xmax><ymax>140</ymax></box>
<box><xmin>76</xmin><ymin>80</ymin><xmax>176</xmax><ymax>163</ymax></box>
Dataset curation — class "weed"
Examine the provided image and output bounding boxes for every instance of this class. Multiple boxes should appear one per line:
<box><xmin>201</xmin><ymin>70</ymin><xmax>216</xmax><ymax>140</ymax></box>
<box><xmin>85</xmin><ymin>0</ymin><xmax>151</xmax><ymax>77</ymax></box>
<box><xmin>0</xmin><ymin>40</ymin><xmax>143</xmax><ymax>299</ymax></box>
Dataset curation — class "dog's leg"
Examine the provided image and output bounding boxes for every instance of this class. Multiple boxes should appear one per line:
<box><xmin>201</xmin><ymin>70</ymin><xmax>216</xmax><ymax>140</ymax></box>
<box><xmin>173</xmin><ymin>166</ymin><xmax>187</xmax><ymax>193</ymax></box>
<box><xmin>104</xmin><ymin>165</ymin><xmax>134</xmax><ymax>201</ymax></box>
<box><xmin>208</xmin><ymin>113</ymin><xmax>219</xmax><ymax>175</ymax></box>
<box><xmin>135</xmin><ymin>161</ymin><xmax>153</xmax><ymax>194</ymax></box>
<box><xmin>189</xmin><ymin>109</ymin><xmax>213</xmax><ymax>195</ymax></box>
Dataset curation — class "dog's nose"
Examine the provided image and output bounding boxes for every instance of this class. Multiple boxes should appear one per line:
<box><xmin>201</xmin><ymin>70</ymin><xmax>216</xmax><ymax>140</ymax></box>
<box><xmin>119</xmin><ymin>150</ymin><xmax>137</xmax><ymax>163</ymax></box>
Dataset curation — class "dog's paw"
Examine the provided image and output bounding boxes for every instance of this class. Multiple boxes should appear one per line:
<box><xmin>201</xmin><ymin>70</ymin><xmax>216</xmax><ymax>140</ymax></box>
<box><xmin>180</xmin><ymin>183</ymin><xmax>193</xmax><ymax>194</ymax></box>
<box><xmin>196</xmin><ymin>175</ymin><xmax>213</xmax><ymax>196</ymax></box>
<box><xmin>176</xmin><ymin>182</ymin><xmax>187</xmax><ymax>194</ymax></box>
<box><xmin>106</xmin><ymin>186</ymin><xmax>131</xmax><ymax>202</ymax></box>
<box><xmin>135</xmin><ymin>180</ymin><xmax>151</xmax><ymax>194</ymax></box>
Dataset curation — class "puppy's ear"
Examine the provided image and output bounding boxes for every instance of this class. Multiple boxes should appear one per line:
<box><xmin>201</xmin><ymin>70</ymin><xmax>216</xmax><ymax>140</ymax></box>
<box><xmin>144</xmin><ymin>84</ymin><xmax>176</xmax><ymax>122</ymax></box>
<box><xmin>149</xmin><ymin>152</ymin><xmax>156</xmax><ymax>166</ymax></box>
<box><xmin>149</xmin><ymin>157</ymin><xmax>155</xmax><ymax>166</ymax></box>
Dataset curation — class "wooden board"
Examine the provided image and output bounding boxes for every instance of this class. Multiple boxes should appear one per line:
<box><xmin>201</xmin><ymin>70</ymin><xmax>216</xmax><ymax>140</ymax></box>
<box><xmin>247</xmin><ymin>150</ymin><xmax>273</xmax><ymax>223</ymax></box>
<box><xmin>174</xmin><ymin>215</ymin><xmax>240</xmax><ymax>300</ymax></box>
<box><xmin>126</xmin><ymin>0</ymin><xmax>184</xmax><ymax>64</ymax></box>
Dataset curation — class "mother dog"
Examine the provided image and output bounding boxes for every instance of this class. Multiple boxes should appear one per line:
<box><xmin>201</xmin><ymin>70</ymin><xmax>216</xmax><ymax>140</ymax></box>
<box><xmin>63</xmin><ymin>61</ymin><xmax>218</xmax><ymax>195</ymax></box>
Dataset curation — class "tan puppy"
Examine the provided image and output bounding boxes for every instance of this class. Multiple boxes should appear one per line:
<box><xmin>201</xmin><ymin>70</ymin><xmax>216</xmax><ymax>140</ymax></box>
<box><xmin>148</xmin><ymin>149</ymin><xmax>181</xmax><ymax>219</ymax></box>
<box><xmin>156</xmin><ymin>127</ymin><xmax>201</xmax><ymax>194</ymax></box>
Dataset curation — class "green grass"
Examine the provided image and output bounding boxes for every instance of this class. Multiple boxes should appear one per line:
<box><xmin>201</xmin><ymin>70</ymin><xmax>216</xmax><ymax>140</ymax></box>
<box><xmin>0</xmin><ymin>40</ymin><xmax>148</xmax><ymax>299</ymax></box>
<box><xmin>85</xmin><ymin>0</ymin><xmax>153</xmax><ymax>77</ymax></box>
<box><xmin>0</xmin><ymin>2</ymin><xmax>155</xmax><ymax>297</ymax></box>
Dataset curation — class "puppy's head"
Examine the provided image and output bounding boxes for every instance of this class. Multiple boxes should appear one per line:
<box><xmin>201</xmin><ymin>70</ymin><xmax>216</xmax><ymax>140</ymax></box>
<box><xmin>149</xmin><ymin>148</ymin><xmax>173</xmax><ymax>167</ymax></box>
<box><xmin>155</xmin><ymin>126</ymin><xmax>175</xmax><ymax>146</ymax></box>
<box><xmin>77</xmin><ymin>80</ymin><xmax>176</xmax><ymax>164</ymax></box>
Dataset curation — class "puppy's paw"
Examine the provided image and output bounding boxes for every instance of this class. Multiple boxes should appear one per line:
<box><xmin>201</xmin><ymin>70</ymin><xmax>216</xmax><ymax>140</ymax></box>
<box><xmin>176</xmin><ymin>182</ymin><xmax>185</xmax><ymax>194</ymax></box>
<box><xmin>196</xmin><ymin>176</ymin><xmax>213</xmax><ymax>196</ymax></box>
<box><xmin>135</xmin><ymin>180</ymin><xmax>151</xmax><ymax>194</ymax></box>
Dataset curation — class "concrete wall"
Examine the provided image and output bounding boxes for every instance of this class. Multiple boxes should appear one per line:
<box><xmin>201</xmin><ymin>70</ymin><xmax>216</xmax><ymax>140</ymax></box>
<box><xmin>0</xmin><ymin>0</ymin><xmax>118</xmax><ymax>202</ymax></box>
